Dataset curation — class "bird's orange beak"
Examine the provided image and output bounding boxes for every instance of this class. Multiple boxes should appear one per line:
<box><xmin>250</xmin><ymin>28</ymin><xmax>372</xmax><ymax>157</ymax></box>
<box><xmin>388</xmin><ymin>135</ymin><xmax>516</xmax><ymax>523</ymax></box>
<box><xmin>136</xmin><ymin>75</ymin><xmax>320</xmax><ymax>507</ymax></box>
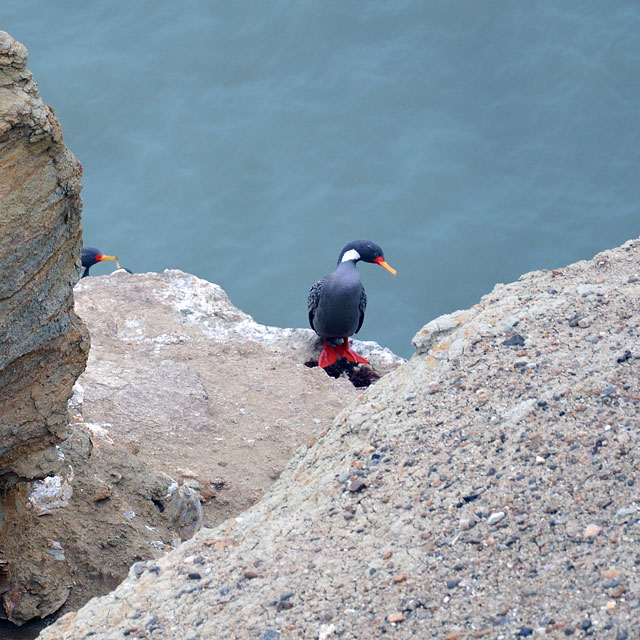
<box><xmin>373</xmin><ymin>256</ymin><xmax>397</xmax><ymax>276</ymax></box>
<box><xmin>96</xmin><ymin>254</ymin><xmax>118</xmax><ymax>263</ymax></box>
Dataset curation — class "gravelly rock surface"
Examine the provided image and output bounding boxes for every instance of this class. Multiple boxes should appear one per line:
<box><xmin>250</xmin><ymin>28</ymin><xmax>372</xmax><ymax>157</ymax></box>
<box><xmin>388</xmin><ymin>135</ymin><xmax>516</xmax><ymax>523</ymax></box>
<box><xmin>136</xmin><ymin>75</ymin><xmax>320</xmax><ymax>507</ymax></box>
<box><xmin>40</xmin><ymin>239</ymin><xmax>640</xmax><ymax>640</ymax></box>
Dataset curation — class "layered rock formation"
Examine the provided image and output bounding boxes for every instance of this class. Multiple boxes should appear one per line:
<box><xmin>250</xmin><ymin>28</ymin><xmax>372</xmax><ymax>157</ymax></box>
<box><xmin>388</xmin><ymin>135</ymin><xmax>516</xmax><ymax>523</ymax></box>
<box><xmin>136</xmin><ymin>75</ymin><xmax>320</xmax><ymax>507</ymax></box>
<box><xmin>0</xmin><ymin>30</ymin><xmax>87</xmax><ymax>467</ymax></box>
<box><xmin>41</xmin><ymin>239</ymin><xmax>640</xmax><ymax>640</ymax></box>
<box><xmin>0</xmin><ymin>31</ymin><xmax>90</xmax><ymax>625</ymax></box>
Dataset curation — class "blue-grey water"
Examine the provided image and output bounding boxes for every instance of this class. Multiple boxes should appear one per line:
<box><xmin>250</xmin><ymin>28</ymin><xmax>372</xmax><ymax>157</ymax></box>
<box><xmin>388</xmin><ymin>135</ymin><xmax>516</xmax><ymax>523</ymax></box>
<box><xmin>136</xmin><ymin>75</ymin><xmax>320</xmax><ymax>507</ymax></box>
<box><xmin>3</xmin><ymin>2</ymin><xmax>640</xmax><ymax>359</ymax></box>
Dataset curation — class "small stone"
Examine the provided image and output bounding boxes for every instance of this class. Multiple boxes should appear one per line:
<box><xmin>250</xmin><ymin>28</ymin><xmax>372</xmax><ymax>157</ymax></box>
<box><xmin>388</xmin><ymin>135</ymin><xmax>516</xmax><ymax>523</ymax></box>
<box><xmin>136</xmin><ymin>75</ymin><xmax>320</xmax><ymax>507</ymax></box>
<box><xmin>446</xmin><ymin>579</ymin><xmax>460</xmax><ymax>589</ymax></box>
<box><xmin>576</xmin><ymin>284</ymin><xmax>594</xmax><ymax>297</ymax></box>
<box><xmin>346</xmin><ymin>477</ymin><xmax>366</xmax><ymax>492</ymax></box>
<box><xmin>487</xmin><ymin>511</ymin><xmax>506</xmax><ymax>526</ymax></box>
<box><xmin>318</xmin><ymin>624</ymin><xmax>336</xmax><ymax>640</ymax></box>
<box><xmin>93</xmin><ymin>488</ymin><xmax>111</xmax><ymax>501</ymax></box>
<box><xmin>583</xmin><ymin>523</ymin><xmax>602</xmax><ymax>539</ymax></box>
<box><xmin>615</xmin><ymin>506</ymin><xmax>637</xmax><ymax>518</ymax></box>
<box><xmin>600</xmin><ymin>384</ymin><xmax>617</xmax><ymax>398</ymax></box>
<box><xmin>503</xmin><ymin>334</ymin><xmax>525</xmax><ymax>347</ymax></box>
<box><xmin>392</xmin><ymin>573</ymin><xmax>407</xmax><ymax>583</ymax></box>
<box><xmin>610</xmin><ymin>584</ymin><xmax>626</xmax><ymax>598</ymax></box>
<box><xmin>243</xmin><ymin>570</ymin><xmax>259</xmax><ymax>579</ymax></box>
<box><xmin>602</xmin><ymin>578</ymin><xmax>622</xmax><ymax>589</ymax></box>
<box><xmin>516</xmin><ymin>628</ymin><xmax>533</xmax><ymax>637</ymax></box>
<box><xmin>577</xmin><ymin>318</ymin><xmax>591</xmax><ymax>328</ymax></box>
<box><xmin>387</xmin><ymin>613</ymin><xmax>405</xmax><ymax>623</ymax></box>
<box><xmin>187</xmin><ymin>572</ymin><xmax>201</xmax><ymax>580</ymax></box>
<box><xmin>535</xmin><ymin>456</ymin><xmax>545</xmax><ymax>465</ymax></box>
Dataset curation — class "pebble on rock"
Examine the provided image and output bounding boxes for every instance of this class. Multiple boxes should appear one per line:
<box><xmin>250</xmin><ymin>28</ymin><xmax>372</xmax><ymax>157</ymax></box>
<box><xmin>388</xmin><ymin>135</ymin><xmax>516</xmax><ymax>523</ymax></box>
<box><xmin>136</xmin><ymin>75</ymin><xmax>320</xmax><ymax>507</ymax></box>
<box><xmin>583</xmin><ymin>523</ymin><xmax>602</xmax><ymax>539</ymax></box>
<box><xmin>387</xmin><ymin>612</ymin><xmax>405</xmax><ymax>623</ymax></box>
<box><xmin>346</xmin><ymin>477</ymin><xmax>366</xmax><ymax>492</ymax></box>
<box><xmin>487</xmin><ymin>511</ymin><xmax>506</xmax><ymax>526</ymax></box>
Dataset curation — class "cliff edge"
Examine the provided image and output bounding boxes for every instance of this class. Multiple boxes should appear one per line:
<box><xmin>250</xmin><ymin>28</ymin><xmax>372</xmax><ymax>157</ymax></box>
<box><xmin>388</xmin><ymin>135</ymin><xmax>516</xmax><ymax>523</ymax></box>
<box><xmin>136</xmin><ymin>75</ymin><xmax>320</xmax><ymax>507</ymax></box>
<box><xmin>41</xmin><ymin>239</ymin><xmax>640</xmax><ymax>639</ymax></box>
<box><xmin>0</xmin><ymin>30</ymin><xmax>89</xmax><ymax>625</ymax></box>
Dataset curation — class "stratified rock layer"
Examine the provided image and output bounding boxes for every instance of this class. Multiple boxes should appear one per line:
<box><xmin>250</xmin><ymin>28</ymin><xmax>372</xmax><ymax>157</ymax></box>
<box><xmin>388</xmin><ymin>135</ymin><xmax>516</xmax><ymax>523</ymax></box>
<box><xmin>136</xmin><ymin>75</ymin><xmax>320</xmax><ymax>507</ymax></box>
<box><xmin>0</xmin><ymin>30</ymin><xmax>87</xmax><ymax>468</ymax></box>
<box><xmin>0</xmin><ymin>31</ymin><xmax>90</xmax><ymax>626</ymax></box>
<box><xmin>40</xmin><ymin>240</ymin><xmax>640</xmax><ymax>639</ymax></box>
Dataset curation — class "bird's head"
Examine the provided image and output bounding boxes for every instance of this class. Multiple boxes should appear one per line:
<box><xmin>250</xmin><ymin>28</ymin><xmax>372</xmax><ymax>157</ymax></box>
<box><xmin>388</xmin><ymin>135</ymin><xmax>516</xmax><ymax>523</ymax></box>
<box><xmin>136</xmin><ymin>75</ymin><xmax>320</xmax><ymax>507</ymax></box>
<box><xmin>81</xmin><ymin>247</ymin><xmax>118</xmax><ymax>268</ymax></box>
<box><xmin>338</xmin><ymin>240</ymin><xmax>396</xmax><ymax>275</ymax></box>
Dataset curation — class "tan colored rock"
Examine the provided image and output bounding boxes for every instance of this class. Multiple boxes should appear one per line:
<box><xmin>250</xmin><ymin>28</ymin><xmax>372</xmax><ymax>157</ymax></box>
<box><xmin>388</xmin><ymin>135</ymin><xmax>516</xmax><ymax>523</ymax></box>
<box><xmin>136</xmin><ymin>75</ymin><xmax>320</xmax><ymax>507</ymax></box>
<box><xmin>39</xmin><ymin>238</ymin><xmax>640</xmax><ymax>640</ymax></box>
<box><xmin>0</xmin><ymin>30</ymin><xmax>88</xmax><ymax>468</ymax></box>
<box><xmin>72</xmin><ymin>269</ymin><xmax>377</xmax><ymax>526</ymax></box>
<box><xmin>0</xmin><ymin>31</ymin><xmax>89</xmax><ymax>625</ymax></box>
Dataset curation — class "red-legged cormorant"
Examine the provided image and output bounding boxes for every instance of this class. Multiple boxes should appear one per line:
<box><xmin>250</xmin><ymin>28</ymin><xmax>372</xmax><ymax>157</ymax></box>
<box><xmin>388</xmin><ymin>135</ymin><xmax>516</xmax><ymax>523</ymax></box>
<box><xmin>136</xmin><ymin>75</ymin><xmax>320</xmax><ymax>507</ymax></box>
<box><xmin>307</xmin><ymin>239</ymin><xmax>396</xmax><ymax>368</ymax></box>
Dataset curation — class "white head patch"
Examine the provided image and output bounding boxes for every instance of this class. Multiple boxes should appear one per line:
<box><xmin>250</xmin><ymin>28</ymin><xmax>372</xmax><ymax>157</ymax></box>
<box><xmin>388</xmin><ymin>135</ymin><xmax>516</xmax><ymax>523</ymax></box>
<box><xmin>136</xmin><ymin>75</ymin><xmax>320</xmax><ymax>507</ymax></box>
<box><xmin>341</xmin><ymin>248</ymin><xmax>361</xmax><ymax>263</ymax></box>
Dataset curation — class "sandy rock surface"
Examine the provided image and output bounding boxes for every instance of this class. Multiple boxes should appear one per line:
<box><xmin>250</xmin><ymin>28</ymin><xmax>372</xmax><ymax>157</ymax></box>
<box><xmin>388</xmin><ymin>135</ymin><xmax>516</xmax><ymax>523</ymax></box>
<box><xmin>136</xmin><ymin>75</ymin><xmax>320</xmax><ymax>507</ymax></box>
<box><xmin>72</xmin><ymin>269</ymin><xmax>395</xmax><ymax>526</ymax></box>
<box><xmin>40</xmin><ymin>240</ymin><xmax>640</xmax><ymax>639</ymax></box>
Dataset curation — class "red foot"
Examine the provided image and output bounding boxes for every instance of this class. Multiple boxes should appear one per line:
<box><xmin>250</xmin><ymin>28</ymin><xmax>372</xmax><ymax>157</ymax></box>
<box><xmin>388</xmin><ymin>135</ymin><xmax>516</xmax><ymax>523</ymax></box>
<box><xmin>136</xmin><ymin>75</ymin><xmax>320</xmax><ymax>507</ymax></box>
<box><xmin>318</xmin><ymin>341</ymin><xmax>339</xmax><ymax>368</ymax></box>
<box><xmin>336</xmin><ymin>338</ymin><xmax>369</xmax><ymax>364</ymax></box>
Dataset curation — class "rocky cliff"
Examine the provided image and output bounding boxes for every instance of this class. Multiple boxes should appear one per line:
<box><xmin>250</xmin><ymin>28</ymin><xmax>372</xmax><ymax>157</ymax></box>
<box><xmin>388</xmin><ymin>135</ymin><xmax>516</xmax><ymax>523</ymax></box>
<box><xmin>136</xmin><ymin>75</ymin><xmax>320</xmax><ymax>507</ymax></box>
<box><xmin>2</xmin><ymin>32</ymin><xmax>384</xmax><ymax>630</ymax></box>
<box><xmin>0</xmin><ymin>30</ymin><xmax>87</xmax><ymax>467</ymax></box>
<box><xmin>73</xmin><ymin>269</ymin><xmax>401</xmax><ymax>528</ymax></box>
<box><xmin>40</xmin><ymin>239</ymin><xmax>640</xmax><ymax>639</ymax></box>
<box><xmin>0</xmin><ymin>30</ymin><xmax>91</xmax><ymax>626</ymax></box>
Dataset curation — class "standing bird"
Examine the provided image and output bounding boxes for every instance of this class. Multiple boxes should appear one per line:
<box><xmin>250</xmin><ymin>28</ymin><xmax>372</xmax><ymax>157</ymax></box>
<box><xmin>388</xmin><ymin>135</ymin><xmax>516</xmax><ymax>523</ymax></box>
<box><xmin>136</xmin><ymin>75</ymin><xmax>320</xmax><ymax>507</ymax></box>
<box><xmin>81</xmin><ymin>247</ymin><xmax>118</xmax><ymax>278</ymax></box>
<box><xmin>307</xmin><ymin>239</ymin><xmax>396</xmax><ymax>368</ymax></box>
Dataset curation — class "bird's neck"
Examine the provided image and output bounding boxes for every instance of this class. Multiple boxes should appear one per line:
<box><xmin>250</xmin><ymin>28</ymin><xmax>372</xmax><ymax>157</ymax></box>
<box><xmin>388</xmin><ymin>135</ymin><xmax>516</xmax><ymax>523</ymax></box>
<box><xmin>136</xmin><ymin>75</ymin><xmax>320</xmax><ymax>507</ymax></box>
<box><xmin>333</xmin><ymin>260</ymin><xmax>360</xmax><ymax>283</ymax></box>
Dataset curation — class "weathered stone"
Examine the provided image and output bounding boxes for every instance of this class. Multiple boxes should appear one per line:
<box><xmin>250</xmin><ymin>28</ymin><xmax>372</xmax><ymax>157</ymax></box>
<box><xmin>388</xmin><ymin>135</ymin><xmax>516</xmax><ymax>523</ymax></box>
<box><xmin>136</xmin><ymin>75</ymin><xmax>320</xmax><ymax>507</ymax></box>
<box><xmin>0</xmin><ymin>29</ymin><xmax>88</xmax><ymax>468</ymax></box>
<box><xmin>0</xmin><ymin>30</ymin><xmax>89</xmax><ymax>625</ymax></box>
<box><xmin>39</xmin><ymin>237</ymin><xmax>640</xmax><ymax>640</ymax></box>
<box><xmin>163</xmin><ymin>485</ymin><xmax>204</xmax><ymax>541</ymax></box>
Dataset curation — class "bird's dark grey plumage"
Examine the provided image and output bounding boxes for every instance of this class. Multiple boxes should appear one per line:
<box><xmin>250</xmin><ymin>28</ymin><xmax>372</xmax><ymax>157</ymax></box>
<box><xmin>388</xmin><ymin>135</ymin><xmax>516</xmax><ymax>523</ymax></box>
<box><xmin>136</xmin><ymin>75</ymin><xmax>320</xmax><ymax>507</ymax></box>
<box><xmin>307</xmin><ymin>239</ymin><xmax>396</xmax><ymax>368</ymax></box>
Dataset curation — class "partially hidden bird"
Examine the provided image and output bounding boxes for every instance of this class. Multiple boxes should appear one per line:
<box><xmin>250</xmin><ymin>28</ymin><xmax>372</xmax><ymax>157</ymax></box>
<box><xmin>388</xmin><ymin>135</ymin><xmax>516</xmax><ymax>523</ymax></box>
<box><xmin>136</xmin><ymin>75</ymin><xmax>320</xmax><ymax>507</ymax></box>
<box><xmin>81</xmin><ymin>247</ymin><xmax>118</xmax><ymax>278</ymax></box>
<box><xmin>307</xmin><ymin>239</ymin><xmax>396</xmax><ymax>369</ymax></box>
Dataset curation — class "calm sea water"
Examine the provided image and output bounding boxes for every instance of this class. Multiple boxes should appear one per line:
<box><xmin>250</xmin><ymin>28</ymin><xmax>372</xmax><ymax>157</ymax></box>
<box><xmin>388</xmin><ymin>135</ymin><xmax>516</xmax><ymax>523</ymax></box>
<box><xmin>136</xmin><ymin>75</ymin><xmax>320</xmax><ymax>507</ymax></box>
<box><xmin>3</xmin><ymin>2</ymin><xmax>640</xmax><ymax>358</ymax></box>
